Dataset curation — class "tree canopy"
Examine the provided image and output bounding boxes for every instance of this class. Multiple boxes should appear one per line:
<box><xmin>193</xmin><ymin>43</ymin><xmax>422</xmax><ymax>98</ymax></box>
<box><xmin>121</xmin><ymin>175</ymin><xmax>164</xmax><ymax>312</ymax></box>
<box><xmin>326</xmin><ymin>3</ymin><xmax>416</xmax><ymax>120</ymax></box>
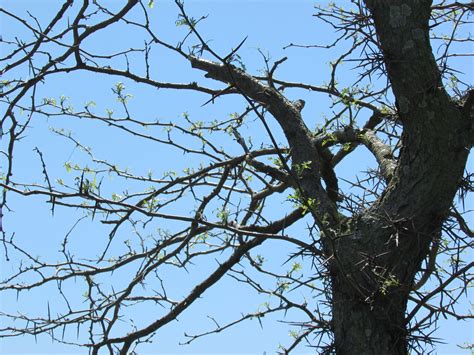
<box><xmin>1</xmin><ymin>1</ymin><xmax>473</xmax><ymax>354</ymax></box>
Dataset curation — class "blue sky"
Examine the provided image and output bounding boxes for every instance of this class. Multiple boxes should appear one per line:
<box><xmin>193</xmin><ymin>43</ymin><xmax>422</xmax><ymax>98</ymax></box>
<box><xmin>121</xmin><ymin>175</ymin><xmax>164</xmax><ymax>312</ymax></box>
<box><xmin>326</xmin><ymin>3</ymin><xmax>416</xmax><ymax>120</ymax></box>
<box><xmin>1</xmin><ymin>0</ymin><xmax>472</xmax><ymax>354</ymax></box>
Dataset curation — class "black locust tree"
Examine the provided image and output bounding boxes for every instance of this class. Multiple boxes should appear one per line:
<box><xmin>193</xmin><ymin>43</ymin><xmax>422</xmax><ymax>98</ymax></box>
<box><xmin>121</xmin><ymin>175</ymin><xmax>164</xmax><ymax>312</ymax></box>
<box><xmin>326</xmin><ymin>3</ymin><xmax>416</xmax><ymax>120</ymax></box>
<box><xmin>1</xmin><ymin>1</ymin><xmax>473</xmax><ymax>354</ymax></box>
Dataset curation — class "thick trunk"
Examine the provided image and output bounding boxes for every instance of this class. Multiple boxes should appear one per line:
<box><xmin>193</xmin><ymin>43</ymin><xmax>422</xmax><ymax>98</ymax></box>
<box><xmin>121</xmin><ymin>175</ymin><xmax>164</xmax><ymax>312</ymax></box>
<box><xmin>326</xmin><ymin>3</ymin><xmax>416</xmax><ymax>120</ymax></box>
<box><xmin>363</xmin><ymin>0</ymin><xmax>470</xmax><ymax>220</ymax></box>
<box><xmin>326</xmin><ymin>2</ymin><xmax>471</xmax><ymax>352</ymax></box>
<box><xmin>332</xmin><ymin>282</ymin><xmax>408</xmax><ymax>354</ymax></box>
<box><xmin>329</xmin><ymin>215</ymin><xmax>438</xmax><ymax>354</ymax></box>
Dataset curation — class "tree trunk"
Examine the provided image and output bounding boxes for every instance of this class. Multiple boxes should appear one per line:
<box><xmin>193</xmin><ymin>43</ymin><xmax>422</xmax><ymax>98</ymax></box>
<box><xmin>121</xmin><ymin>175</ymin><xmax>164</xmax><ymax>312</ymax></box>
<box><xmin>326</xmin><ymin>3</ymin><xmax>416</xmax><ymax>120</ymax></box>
<box><xmin>327</xmin><ymin>1</ymin><xmax>472</xmax><ymax>352</ymax></box>
<box><xmin>329</xmin><ymin>216</ymin><xmax>426</xmax><ymax>354</ymax></box>
<box><xmin>332</xmin><ymin>283</ymin><xmax>408</xmax><ymax>354</ymax></box>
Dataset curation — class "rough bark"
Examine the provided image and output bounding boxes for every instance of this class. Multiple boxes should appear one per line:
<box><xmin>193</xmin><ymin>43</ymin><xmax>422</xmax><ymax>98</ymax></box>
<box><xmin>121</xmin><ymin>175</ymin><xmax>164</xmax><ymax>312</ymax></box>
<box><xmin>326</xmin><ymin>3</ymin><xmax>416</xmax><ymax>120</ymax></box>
<box><xmin>332</xmin><ymin>275</ymin><xmax>408</xmax><ymax>354</ymax></box>
<box><xmin>328</xmin><ymin>1</ymin><xmax>472</xmax><ymax>353</ymax></box>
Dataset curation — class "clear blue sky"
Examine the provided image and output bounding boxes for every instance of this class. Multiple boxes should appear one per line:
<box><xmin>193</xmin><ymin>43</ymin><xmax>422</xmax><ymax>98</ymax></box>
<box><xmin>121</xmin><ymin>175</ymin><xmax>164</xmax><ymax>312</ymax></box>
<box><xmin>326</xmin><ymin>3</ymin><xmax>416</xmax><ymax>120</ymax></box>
<box><xmin>1</xmin><ymin>1</ymin><xmax>472</xmax><ymax>354</ymax></box>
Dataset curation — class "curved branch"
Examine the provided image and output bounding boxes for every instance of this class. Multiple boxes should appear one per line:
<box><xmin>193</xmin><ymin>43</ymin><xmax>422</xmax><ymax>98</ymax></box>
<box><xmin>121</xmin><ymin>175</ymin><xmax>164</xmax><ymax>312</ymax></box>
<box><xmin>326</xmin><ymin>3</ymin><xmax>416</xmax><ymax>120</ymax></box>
<box><xmin>314</xmin><ymin>127</ymin><xmax>396</xmax><ymax>182</ymax></box>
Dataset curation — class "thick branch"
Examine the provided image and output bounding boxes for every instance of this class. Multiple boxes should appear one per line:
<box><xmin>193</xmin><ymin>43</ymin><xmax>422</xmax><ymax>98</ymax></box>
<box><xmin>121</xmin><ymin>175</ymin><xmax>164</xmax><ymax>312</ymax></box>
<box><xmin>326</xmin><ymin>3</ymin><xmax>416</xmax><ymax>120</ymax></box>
<box><xmin>360</xmin><ymin>130</ymin><xmax>396</xmax><ymax>181</ymax></box>
<box><xmin>365</xmin><ymin>0</ymin><xmax>470</xmax><ymax>218</ymax></box>
<box><xmin>189</xmin><ymin>56</ymin><xmax>340</xmax><ymax>224</ymax></box>
<box><xmin>314</xmin><ymin>127</ymin><xmax>396</xmax><ymax>182</ymax></box>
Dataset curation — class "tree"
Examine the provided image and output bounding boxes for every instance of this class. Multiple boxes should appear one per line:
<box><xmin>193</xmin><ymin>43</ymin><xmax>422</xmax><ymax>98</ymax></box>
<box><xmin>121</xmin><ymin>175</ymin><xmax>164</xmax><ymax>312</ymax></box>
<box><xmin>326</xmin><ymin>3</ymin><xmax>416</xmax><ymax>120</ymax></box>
<box><xmin>1</xmin><ymin>1</ymin><xmax>473</xmax><ymax>354</ymax></box>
